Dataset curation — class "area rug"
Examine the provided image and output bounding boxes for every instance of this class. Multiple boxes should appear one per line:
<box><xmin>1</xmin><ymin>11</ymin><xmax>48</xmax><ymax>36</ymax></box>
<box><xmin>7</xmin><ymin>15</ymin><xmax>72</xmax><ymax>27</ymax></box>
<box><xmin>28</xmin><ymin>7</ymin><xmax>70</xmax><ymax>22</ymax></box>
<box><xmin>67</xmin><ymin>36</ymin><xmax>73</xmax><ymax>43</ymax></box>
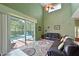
<box><xmin>22</xmin><ymin>48</ymin><xmax>36</xmax><ymax>56</ymax></box>
<box><xmin>20</xmin><ymin>40</ymin><xmax>54</xmax><ymax>56</ymax></box>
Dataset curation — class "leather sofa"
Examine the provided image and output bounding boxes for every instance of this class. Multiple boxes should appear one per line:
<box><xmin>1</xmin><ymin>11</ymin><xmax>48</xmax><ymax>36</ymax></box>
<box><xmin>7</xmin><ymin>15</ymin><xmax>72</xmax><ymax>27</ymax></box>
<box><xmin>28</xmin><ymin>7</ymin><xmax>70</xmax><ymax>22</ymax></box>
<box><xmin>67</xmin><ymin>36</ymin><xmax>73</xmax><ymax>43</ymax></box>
<box><xmin>41</xmin><ymin>33</ymin><xmax>61</xmax><ymax>41</ymax></box>
<box><xmin>47</xmin><ymin>38</ymin><xmax>79</xmax><ymax>56</ymax></box>
<box><xmin>41</xmin><ymin>33</ymin><xmax>79</xmax><ymax>56</ymax></box>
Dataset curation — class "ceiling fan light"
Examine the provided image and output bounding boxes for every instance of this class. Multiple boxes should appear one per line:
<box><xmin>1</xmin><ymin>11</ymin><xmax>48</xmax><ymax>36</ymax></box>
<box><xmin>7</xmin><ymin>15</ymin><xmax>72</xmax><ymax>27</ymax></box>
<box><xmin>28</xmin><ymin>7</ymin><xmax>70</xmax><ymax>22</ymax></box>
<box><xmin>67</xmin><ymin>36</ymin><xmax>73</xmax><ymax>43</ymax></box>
<box><xmin>41</xmin><ymin>3</ymin><xmax>61</xmax><ymax>13</ymax></box>
<box><xmin>44</xmin><ymin>3</ymin><xmax>54</xmax><ymax>11</ymax></box>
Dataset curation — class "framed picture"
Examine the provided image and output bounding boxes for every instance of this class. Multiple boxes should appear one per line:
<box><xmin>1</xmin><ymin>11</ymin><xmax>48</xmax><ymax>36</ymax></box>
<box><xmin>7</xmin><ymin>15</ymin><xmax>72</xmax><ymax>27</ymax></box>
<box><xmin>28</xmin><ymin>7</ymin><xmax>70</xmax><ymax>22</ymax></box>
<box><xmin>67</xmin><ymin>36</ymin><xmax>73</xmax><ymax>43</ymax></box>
<box><xmin>54</xmin><ymin>25</ymin><xmax>60</xmax><ymax>30</ymax></box>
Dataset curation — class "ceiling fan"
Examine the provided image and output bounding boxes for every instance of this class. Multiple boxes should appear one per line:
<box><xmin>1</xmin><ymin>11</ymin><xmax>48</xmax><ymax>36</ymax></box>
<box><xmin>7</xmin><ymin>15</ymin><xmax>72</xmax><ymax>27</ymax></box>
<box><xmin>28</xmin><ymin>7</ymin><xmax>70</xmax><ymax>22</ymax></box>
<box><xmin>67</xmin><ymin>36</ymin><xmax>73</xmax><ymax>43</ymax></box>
<box><xmin>41</xmin><ymin>3</ymin><xmax>61</xmax><ymax>13</ymax></box>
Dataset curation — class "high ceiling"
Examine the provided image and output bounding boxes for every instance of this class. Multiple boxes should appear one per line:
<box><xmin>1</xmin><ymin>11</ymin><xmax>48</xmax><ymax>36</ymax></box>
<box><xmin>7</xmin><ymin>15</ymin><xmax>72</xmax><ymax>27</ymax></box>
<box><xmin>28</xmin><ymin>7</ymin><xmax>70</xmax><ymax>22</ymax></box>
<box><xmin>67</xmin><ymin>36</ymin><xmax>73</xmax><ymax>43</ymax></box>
<box><xmin>2</xmin><ymin>3</ymin><xmax>43</xmax><ymax>20</ymax></box>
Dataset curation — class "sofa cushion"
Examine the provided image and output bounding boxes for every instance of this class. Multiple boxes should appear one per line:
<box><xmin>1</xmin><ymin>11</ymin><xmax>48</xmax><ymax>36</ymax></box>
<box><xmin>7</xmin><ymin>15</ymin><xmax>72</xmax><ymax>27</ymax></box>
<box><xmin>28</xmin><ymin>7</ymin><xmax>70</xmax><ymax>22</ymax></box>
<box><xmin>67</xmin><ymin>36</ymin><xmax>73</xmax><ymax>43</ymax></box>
<box><xmin>63</xmin><ymin>45</ymin><xmax>79</xmax><ymax>56</ymax></box>
<box><xmin>58</xmin><ymin>42</ymin><xmax>64</xmax><ymax>50</ymax></box>
<box><xmin>47</xmin><ymin>47</ymin><xmax>65</xmax><ymax>56</ymax></box>
<box><xmin>64</xmin><ymin>38</ymin><xmax>75</xmax><ymax>47</ymax></box>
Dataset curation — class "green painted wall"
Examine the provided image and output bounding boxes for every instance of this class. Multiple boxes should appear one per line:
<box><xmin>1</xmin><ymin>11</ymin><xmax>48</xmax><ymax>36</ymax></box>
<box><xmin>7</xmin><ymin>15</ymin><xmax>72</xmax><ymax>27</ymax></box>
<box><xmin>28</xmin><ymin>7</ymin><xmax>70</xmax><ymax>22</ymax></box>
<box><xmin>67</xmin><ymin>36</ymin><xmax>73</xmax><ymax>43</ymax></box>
<box><xmin>3</xmin><ymin>3</ymin><xmax>43</xmax><ymax>40</ymax></box>
<box><xmin>3</xmin><ymin>3</ymin><xmax>79</xmax><ymax>40</ymax></box>
<box><xmin>71</xmin><ymin>3</ymin><xmax>79</xmax><ymax>27</ymax></box>
<box><xmin>43</xmin><ymin>3</ymin><xmax>75</xmax><ymax>38</ymax></box>
<box><xmin>71</xmin><ymin>3</ymin><xmax>79</xmax><ymax>14</ymax></box>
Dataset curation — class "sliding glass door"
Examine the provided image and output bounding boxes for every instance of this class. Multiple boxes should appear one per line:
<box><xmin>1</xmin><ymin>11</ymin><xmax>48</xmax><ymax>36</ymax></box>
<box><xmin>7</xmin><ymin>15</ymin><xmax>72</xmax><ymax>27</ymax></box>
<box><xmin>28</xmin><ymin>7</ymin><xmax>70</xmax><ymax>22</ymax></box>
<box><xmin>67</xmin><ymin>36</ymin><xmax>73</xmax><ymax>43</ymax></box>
<box><xmin>25</xmin><ymin>21</ymin><xmax>35</xmax><ymax>41</ymax></box>
<box><xmin>0</xmin><ymin>12</ymin><xmax>36</xmax><ymax>55</ymax></box>
<box><xmin>8</xmin><ymin>15</ymin><xmax>35</xmax><ymax>49</ymax></box>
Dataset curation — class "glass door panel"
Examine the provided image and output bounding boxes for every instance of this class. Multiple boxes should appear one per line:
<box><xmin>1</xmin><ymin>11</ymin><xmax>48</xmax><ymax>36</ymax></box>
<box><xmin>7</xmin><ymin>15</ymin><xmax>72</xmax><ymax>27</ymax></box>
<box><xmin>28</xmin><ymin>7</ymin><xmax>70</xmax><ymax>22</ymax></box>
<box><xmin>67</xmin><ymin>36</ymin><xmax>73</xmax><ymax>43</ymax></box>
<box><xmin>9</xmin><ymin>16</ymin><xmax>25</xmax><ymax>48</ymax></box>
<box><xmin>25</xmin><ymin>21</ymin><xmax>35</xmax><ymax>41</ymax></box>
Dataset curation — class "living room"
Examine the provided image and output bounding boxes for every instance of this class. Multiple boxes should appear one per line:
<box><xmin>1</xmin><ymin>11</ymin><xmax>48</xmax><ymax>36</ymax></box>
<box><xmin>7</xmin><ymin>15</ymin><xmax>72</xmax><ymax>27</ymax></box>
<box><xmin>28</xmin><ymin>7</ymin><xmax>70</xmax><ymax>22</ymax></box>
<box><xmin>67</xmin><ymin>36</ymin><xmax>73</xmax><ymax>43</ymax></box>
<box><xmin>0</xmin><ymin>3</ymin><xmax>79</xmax><ymax>56</ymax></box>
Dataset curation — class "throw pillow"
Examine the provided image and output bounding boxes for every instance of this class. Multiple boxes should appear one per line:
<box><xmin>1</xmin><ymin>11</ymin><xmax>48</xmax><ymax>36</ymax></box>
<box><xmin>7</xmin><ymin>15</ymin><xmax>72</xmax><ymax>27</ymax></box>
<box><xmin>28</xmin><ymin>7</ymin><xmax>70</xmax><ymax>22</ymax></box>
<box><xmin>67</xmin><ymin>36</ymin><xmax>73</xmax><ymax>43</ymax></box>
<box><xmin>58</xmin><ymin>42</ymin><xmax>64</xmax><ymax>50</ymax></box>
